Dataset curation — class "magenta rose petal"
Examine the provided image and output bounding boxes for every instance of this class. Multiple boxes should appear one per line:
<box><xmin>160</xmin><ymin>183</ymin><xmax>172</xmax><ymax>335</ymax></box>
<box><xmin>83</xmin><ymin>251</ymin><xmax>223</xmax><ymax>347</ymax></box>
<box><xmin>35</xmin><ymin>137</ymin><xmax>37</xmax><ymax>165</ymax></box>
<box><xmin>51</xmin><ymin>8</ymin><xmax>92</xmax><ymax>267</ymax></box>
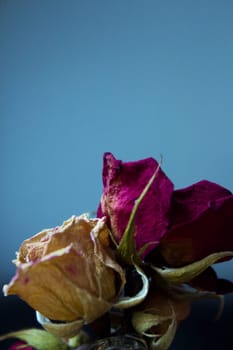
<box><xmin>168</xmin><ymin>180</ymin><xmax>232</xmax><ymax>225</ymax></box>
<box><xmin>97</xmin><ymin>152</ymin><xmax>174</xmax><ymax>257</ymax></box>
<box><xmin>160</xmin><ymin>181</ymin><xmax>233</xmax><ymax>266</ymax></box>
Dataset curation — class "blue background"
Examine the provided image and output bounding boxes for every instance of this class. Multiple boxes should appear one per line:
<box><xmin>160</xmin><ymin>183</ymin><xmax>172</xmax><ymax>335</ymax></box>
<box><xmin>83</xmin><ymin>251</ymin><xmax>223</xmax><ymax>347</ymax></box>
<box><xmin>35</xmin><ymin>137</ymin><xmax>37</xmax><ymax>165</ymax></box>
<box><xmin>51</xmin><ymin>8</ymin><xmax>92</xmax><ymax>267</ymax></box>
<box><xmin>0</xmin><ymin>1</ymin><xmax>233</xmax><ymax>348</ymax></box>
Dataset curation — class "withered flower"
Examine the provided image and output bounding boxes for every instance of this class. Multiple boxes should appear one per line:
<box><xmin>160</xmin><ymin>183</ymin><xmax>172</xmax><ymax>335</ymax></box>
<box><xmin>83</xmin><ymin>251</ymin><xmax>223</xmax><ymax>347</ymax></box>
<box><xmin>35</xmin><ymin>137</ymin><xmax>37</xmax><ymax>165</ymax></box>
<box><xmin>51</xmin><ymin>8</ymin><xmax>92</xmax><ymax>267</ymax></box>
<box><xmin>3</xmin><ymin>215</ymin><xmax>125</xmax><ymax>326</ymax></box>
<box><xmin>2</xmin><ymin>152</ymin><xmax>233</xmax><ymax>350</ymax></box>
<box><xmin>97</xmin><ymin>153</ymin><xmax>233</xmax><ymax>296</ymax></box>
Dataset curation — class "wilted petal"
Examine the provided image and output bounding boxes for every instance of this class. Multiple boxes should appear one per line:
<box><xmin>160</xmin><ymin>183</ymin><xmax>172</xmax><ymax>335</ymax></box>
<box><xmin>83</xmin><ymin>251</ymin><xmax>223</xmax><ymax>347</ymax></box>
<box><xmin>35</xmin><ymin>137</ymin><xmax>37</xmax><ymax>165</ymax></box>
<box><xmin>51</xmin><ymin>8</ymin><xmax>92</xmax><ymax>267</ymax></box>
<box><xmin>169</xmin><ymin>180</ymin><xmax>232</xmax><ymax>225</ymax></box>
<box><xmin>160</xmin><ymin>181</ymin><xmax>233</xmax><ymax>266</ymax></box>
<box><xmin>4</xmin><ymin>245</ymin><xmax>112</xmax><ymax>321</ymax></box>
<box><xmin>97</xmin><ymin>152</ymin><xmax>174</xmax><ymax>256</ymax></box>
<box><xmin>17</xmin><ymin>215</ymin><xmax>109</xmax><ymax>265</ymax></box>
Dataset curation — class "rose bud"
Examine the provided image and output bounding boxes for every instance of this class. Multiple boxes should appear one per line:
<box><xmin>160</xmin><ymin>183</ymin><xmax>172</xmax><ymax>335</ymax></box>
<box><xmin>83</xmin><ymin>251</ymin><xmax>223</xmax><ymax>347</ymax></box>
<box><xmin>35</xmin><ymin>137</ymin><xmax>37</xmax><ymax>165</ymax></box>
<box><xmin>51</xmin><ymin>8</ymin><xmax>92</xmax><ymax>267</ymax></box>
<box><xmin>97</xmin><ymin>152</ymin><xmax>174</xmax><ymax>258</ymax></box>
<box><xmin>3</xmin><ymin>215</ymin><xmax>125</xmax><ymax>326</ymax></box>
<box><xmin>159</xmin><ymin>180</ymin><xmax>233</xmax><ymax>266</ymax></box>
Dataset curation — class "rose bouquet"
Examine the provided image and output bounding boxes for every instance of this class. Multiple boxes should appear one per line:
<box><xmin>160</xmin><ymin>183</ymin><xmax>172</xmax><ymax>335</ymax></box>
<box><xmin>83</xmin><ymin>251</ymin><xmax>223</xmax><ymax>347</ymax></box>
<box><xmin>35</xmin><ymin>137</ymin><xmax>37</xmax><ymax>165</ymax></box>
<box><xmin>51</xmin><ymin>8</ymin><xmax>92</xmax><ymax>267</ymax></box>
<box><xmin>1</xmin><ymin>152</ymin><xmax>233</xmax><ymax>350</ymax></box>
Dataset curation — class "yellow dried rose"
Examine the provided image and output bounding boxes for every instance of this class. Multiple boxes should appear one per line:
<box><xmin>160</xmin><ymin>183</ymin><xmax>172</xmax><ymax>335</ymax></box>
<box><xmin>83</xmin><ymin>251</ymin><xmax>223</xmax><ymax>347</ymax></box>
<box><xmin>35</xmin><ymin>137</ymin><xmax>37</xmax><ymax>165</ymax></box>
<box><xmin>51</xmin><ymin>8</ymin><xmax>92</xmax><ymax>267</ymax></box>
<box><xmin>3</xmin><ymin>215</ymin><xmax>125</xmax><ymax>326</ymax></box>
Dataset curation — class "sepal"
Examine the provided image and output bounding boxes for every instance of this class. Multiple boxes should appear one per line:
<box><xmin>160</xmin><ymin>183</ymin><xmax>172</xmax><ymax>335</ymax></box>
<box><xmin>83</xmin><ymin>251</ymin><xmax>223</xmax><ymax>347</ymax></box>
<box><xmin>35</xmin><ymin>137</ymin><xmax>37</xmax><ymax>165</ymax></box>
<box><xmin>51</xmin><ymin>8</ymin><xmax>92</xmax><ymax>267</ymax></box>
<box><xmin>151</xmin><ymin>251</ymin><xmax>233</xmax><ymax>284</ymax></box>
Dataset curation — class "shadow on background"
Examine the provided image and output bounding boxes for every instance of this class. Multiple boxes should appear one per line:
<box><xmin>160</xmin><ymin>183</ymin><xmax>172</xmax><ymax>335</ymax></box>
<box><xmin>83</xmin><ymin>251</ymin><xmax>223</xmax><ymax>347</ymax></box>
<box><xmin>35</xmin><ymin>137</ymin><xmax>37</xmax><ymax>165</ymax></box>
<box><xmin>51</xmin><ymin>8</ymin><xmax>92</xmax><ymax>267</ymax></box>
<box><xmin>0</xmin><ymin>294</ymin><xmax>232</xmax><ymax>349</ymax></box>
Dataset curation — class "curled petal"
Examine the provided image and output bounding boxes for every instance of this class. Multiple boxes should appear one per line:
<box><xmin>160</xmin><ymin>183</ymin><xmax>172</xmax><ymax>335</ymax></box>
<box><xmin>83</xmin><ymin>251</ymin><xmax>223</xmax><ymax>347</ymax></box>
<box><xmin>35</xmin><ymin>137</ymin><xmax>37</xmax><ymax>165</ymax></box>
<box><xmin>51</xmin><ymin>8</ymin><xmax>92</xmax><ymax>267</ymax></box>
<box><xmin>17</xmin><ymin>215</ymin><xmax>109</xmax><ymax>265</ymax></box>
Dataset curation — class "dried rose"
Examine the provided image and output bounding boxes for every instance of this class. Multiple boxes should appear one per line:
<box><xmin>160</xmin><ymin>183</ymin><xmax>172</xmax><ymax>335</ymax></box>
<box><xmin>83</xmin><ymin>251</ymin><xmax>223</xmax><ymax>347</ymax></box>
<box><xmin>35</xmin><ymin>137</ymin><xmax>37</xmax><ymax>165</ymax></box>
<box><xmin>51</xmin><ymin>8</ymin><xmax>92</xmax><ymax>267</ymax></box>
<box><xmin>159</xmin><ymin>180</ymin><xmax>233</xmax><ymax>266</ymax></box>
<box><xmin>97</xmin><ymin>152</ymin><xmax>174</xmax><ymax>257</ymax></box>
<box><xmin>3</xmin><ymin>215</ymin><xmax>125</xmax><ymax>325</ymax></box>
<box><xmin>97</xmin><ymin>153</ymin><xmax>233</xmax><ymax>296</ymax></box>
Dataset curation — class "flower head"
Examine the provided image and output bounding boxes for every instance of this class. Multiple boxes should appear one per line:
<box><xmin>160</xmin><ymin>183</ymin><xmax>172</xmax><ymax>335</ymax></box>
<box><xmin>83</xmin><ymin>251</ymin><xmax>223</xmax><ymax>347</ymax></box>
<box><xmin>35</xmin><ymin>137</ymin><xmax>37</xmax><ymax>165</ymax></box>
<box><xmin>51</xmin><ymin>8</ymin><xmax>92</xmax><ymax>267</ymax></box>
<box><xmin>98</xmin><ymin>153</ymin><xmax>233</xmax><ymax>268</ymax></box>
<box><xmin>2</xmin><ymin>152</ymin><xmax>233</xmax><ymax>350</ymax></box>
<box><xmin>3</xmin><ymin>215</ymin><xmax>125</xmax><ymax>325</ymax></box>
<box><xmin>97</xmin><ymin>153</ymin><xmax>233</xmax><ymax>296</ymax></box>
